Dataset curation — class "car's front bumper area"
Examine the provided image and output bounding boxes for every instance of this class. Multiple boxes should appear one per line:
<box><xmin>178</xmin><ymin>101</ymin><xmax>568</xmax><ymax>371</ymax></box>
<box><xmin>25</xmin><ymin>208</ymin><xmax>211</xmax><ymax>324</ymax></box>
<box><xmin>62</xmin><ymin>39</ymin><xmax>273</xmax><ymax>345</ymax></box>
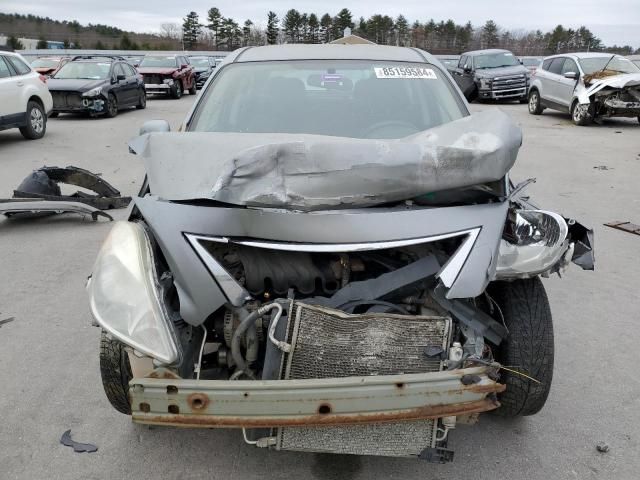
<box><xmin>130</xmin><ymin>366</ymin><xmax>504</xmax><ymax>428</ymax></box>
<box><xmin>144</xmin><ymin>83</ymin><xmax>172</xmax><ymax>94</ymax></box>
<box><xmin>478</xmin><ymin>86</ymin><xmax>527</xmax><ymax>100</ymax></box>
<box><xmin>51</xmin><ymin>92</ymin><xmax>106</xmax><ymax>114</ymax></box>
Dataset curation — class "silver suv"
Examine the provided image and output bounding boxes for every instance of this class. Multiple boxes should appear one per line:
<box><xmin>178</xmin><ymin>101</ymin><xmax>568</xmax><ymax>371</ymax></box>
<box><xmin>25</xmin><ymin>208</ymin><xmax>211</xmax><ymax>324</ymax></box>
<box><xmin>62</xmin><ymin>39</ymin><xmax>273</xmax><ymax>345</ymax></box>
<box><xmin>528</xmin><ymin>52</ymin><xmax>640</xmax><ymax>126</ymax></box>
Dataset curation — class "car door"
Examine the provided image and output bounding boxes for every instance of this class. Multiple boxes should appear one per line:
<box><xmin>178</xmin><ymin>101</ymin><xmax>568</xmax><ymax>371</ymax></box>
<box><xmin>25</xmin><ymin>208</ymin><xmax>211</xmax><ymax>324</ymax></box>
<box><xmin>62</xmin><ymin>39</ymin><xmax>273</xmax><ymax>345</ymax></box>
<box><xmin>453</xmin><ymin>55</ymin><xmax>475</xmax><ymax>99</ymax></box>
<box><xmin>112</xmin><ymin>63</ymin><xmax>134</xmax><ymax>105</ymax></box>
<box><xmin>0</xmin><ymin>56</ymin><xmax>23</xmax><ymax>123</ymax></box>
<box><xmin>542</xmin><ymin>57</ymin><xmax>566</xmax><ymax>107</ymax></box>
<box><xmin>557</xmin><ymin>57</ymin><xmax>580</xmax><ymax>108</ymax></box>
<box><xmin>121</xmin><ymin>63</ymin><xmax>139</xmax><ymax>105</ymax></box>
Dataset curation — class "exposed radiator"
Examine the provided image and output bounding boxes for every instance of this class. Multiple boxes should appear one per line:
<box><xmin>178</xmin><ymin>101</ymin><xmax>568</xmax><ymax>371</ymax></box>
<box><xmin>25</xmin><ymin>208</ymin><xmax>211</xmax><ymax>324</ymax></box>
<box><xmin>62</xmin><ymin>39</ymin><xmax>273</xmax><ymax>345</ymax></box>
<box><xmin>273</xmin><ymin>302</ymin><xmax>451</xmax><ymax>457</ymax></box>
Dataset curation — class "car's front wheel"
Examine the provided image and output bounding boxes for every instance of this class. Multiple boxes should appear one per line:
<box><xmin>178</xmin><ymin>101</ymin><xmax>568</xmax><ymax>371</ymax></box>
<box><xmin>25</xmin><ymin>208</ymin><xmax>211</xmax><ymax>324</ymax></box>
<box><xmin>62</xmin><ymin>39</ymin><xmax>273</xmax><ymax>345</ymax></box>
<box><xmin>99</xmin><ymin>330</ymin><xmax>132</xmax><ymax>414</ymax></box>
<box><xmin>571</xmin><ymin>100</ymin><xmax>593</xmax><ymax>126</ymax></box>
<box><xmin>188</xmin><ymin>80</ymin><xmax>197</xmax><ymax>95</ymax></box>
<box><xmin>105</xmin><ymin>93</ymin><xmax>118</xmax><ymax>118</ymax></box>
<box><xmin>170</xmin><ymin>81</ymin><xmax>183</xmax><ymax>99</ymax></box>
<box><xmin>489</xmin><ymin>277</ymin><xmax>554</xmax><ymax>417</ymax></box>
<box><xmin>136</xmin><ymin>88</ymin><xmax>147</xmax><ymax>109</ymax></box>
<box><xmin>528</xmin><ymin>90</ymin><xmax>544</xmax><ymax>115</ymax></box>
<box><xmin>19</xmin><ymin>101</ymin><xmax>47</xmax><ymax>139</ymax></box>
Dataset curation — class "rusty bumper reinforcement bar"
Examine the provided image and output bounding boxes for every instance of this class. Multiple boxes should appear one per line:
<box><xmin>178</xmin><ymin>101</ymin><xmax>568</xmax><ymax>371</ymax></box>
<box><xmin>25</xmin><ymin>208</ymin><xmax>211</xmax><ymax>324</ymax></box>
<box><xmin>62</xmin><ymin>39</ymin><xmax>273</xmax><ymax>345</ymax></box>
<box><xmin>130</xmin><ymin>366</ymin><xmax>505</xmax><ymax>428</ymax></box>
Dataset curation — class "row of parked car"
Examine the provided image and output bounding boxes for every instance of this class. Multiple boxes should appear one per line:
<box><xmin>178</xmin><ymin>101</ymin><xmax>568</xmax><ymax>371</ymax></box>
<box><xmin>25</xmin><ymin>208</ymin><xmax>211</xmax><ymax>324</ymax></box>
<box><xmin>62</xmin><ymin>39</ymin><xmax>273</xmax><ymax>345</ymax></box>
<box><xmin>437</xmin><ymin>49</ymin><xmax>640</xmax><ymax>126</ymax></box>
<box><xmin>0</xmin><ymin>52</ymin><xmax>221</xmax><ymax>140</ymax></box>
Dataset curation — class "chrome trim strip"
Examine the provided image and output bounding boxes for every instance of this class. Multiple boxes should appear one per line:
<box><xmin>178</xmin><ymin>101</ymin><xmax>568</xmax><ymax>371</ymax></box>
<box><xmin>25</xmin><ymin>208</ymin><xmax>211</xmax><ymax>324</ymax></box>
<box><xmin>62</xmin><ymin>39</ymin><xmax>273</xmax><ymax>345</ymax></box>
<box><xmin>185</xmin><ymin>234</ymin><xmax>251</xmax><ymax>306</ymax></box>
<box><xmin>437</xmin><ymin>228</ymin><xmax>481</xmax><ymax>287</ymax></box>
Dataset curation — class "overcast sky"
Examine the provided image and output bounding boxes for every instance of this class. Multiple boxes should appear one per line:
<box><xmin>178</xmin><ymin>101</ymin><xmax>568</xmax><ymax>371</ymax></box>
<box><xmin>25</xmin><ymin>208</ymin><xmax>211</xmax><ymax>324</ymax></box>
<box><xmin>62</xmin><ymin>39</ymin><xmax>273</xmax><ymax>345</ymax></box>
<box><xmin>3</xmin><ymin>0</ymin><xmax>639</xmax><ymax>48</ymax></box>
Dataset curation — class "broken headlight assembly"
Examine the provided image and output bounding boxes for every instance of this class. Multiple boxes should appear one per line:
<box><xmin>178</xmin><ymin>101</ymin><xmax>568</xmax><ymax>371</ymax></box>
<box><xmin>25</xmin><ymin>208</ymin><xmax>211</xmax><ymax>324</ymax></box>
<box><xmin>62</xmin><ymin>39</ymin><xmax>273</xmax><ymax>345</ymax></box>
<box><xmin>162</xmin><ymin>78</ymin><xmax>175</xmax><ymax>85</ymax></box>
<box><xmin>87</xmin><ymin>221</ymin><xmax>179</xmax><ymax>364</ymax></box>
<box><xmin>479</xmin><ymin>78</ymin><xmax>492</xmax><ymax>89</ymax></box>
<box><xmin>495</xmin><ymin>210</ymin><xmax>569</xmax><ymax>279</ymax></box>
<box><xmin>83</xmin><ymin>87</ymin><xmax>102</xmax><ymax>97</ymax></box>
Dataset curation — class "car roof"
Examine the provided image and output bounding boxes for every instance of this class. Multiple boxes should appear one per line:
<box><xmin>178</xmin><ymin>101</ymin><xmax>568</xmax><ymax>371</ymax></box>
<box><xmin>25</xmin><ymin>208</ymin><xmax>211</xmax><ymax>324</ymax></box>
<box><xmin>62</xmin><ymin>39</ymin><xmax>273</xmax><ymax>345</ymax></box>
<box><xmin>545</xmin><ymin>52</ymin><xmax>623</xmax><ymax>60</ymax></box>
<box><xmin>462</xmin><ymin>49</ymin><xmax>512</xmax><ymax>56</ymax></box>
<box><xmin>226</xmin><ymin>44</ymin><xmax>437</xmax><ymax>64</ymax></box>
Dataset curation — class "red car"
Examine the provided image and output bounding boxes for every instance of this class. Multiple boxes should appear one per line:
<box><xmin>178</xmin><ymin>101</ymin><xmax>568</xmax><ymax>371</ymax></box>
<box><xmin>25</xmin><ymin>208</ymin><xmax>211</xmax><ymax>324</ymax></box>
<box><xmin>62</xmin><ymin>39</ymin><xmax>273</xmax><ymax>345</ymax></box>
<box><xmin>30</xmin><ymin>56</ymin><xmax>70</xmax><ymax>76</ymax></box>
<box><xmin>137</xmin><ymin>54</ymin><xmax>196</xmax><ymax>99</ymax></box>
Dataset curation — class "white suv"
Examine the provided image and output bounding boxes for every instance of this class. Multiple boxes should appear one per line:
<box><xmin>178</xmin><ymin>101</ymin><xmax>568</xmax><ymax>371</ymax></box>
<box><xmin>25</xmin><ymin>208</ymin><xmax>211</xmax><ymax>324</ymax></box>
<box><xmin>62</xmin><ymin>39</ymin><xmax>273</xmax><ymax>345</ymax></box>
<box><xmin>0</xmin><ymin>51</ymin><xmax>53</xmax><ymax>139</ymax></box>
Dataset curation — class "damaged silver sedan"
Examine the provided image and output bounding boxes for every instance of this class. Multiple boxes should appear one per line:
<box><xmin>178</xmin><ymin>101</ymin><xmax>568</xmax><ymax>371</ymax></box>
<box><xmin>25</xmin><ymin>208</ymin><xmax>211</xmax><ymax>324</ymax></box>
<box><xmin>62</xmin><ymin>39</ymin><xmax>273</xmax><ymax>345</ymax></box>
<box><xmin>87</xmin><ymin>44</ymin><xmax>594</xmax><ymax>462</ymax></box>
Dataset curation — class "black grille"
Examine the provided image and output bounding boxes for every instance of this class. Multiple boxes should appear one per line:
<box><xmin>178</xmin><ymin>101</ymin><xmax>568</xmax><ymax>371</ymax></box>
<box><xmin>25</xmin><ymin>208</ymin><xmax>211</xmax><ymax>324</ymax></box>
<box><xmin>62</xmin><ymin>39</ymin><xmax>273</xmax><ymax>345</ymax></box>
<box><xmin>143</xmin><ymin>74</ymin><xmax>164</xmax><ymax>85</ymax></box>
<box><xmin>51</xmin><ymin>91</ymin><xmax>84</xmax><ymax>108</ymax></box>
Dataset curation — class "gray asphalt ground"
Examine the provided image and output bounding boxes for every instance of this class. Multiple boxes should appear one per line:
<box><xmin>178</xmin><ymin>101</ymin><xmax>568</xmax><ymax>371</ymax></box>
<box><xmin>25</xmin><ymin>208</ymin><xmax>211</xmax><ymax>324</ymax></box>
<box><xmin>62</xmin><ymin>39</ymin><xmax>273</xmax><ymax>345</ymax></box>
<box><xmin>1</xmin><ymin>95</ymin><xmax>639</xmax><ymax>480</ymax></box>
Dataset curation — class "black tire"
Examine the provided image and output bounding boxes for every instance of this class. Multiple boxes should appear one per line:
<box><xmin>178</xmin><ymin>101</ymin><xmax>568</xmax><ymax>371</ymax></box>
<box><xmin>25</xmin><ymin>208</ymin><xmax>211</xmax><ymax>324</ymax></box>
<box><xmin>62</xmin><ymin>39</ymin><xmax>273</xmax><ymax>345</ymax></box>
<box><xmin>136</xmin><ymin>88</ymin><xmax>147</xmax><ymax>109</ymax></box>
<box><xmin>49</xmin><ymin>112</ymin><xmax>59</xmax><ymax>118</ymax></box>
<box><xmin>19</xmin><ymin>100</ymin><xmax>46</xmax><ymax>139</ymax></box>
<box><xmin>188</xmin><ymin>80</ymin><xmax>197</xmax><ymax>95</ymax></box>
<box><xmin>637</xmin><ymin>116</ymin><xmax>640</xmax><ymax>125</ymax></box>
<box><xmin>528</xmin><ymin>90</ymin><xmax>544</xmax><ymax>115</ymax></box>
<box><xmin>99</xmin><ymin>330</ymin><xmax>133</xmax><ymax>414</ymax></box>
<box><xmin>105</xmin><ymin>93</ymin><xmax>118</xmax><ymax>118</ymax></box>
<box><xmin>489</xmin><ymin>277</ymin><xmax>554</xmax><ymax>417</ymax></box>
<box><xmin>170</xmin><ymin>80</ymin><xmax>183</xmax><ymax>99</ymax></box>
<box><xmin>571</xmin><ymin>100</ymin><xmax>593</xmax><ymax>126</ymax></box>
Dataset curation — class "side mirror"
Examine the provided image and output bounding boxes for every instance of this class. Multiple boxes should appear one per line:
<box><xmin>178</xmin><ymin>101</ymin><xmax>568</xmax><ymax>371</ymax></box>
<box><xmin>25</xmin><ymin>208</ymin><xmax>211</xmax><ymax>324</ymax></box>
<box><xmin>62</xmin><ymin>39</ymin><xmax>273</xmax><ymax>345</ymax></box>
<box><xmin>180</xmin><ymin>64</ymin><xmax>189</xmax><ymax>69</ymax></box>
<box><xmin>464</xmin><ymin>66</ymin><xmax>472</xmax><ymax>74</ymax></box>
<box><xmin>564</xmin><ymin>71</ymin><xmax>578</xmax><ymax>79</ymax></box>
<box><xmin>116</xmin><ymin>74</ymin><xmax>126</xmax><ymax>81</ymax></box>
<box><xmin>139</xmin><ymin>120</ymin><xmax>171</xmax><ymax>136</ymax></box>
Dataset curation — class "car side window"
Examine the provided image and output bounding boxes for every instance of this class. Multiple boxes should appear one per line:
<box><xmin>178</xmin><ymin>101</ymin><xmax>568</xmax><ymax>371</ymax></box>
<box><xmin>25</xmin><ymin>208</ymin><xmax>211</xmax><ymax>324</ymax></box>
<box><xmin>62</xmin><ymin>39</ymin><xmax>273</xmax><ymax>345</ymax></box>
<box><xmin>548</xmin><ymin>58</ymin><xmax>565</xmax><ymax>75</ymax></box>
<box><xmin>561</xmin><ymin>58</ymin><xmax>578</xmax><ymax>75</ymax></box>
<box><xmin>125</xmin><ymin>64</ymin><xmax>137</xmax><ymax>76</ymax></box>
<box><xmin>7</xmin><ymin>56</ymin><xmax>31</xmax><ymax>75</ymax></box>
<box><xmin>0</xmin><ymin>56</ymin><xmax>12</xmax><ymax>78</ymax></box>
<box><xmin>458</xmin><ymin>55</ymin><xmax>466</xmax><ymax>69</ymax></box>
<box><xmin>114</xmin><ymin>63</ymin><xmax>125</xmax><ymax>77</ymax></box>
<box><xmin>541</xmin><ymin>58</ymin><xmax>553</xmax><ymax>71</ymax></box>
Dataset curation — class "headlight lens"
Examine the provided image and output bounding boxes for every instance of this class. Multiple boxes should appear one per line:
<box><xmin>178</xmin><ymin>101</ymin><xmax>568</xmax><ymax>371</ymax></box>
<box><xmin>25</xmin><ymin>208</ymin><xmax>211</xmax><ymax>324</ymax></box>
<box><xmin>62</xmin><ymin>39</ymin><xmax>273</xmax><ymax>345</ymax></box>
<box><xmin>162</xmin><ymin>78</ymin><xmax>174</xmax><ymax>85</ymax></box>
<box><xmin>84</xmin><ymin>87</ymin><xmax>102</xmax><ymax>97</ymax></box>
<box><xmin>87</xmin><ymin>221</ymin><xmax>178</xmax><ymax>364</ymax></box>
<box><xmin>479</xmin><ymin>78</ymin><xmax>492</xmax><ymax>89</ymax></box>
<box><xmin>496</xmin><ymin>210</ymin><xmax>569</xmax><ymax>279</ymax></box>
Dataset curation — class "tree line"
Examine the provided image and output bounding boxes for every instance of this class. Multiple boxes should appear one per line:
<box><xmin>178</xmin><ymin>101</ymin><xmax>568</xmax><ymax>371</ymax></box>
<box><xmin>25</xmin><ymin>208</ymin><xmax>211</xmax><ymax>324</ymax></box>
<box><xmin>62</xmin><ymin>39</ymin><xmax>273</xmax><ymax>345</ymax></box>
<box><xmin>178</xmin><ymin>7</ymin><xmax>639</xmax><ymax>55</ymax></box>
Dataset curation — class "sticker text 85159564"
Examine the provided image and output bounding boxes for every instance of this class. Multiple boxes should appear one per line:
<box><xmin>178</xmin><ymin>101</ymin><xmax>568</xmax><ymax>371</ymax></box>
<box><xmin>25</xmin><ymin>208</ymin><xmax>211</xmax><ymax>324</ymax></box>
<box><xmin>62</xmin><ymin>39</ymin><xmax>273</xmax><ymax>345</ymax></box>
<box><xmin>374</xmin><ymin>67</ymin><xmax>438</xmax><ymax>79</ymax></box>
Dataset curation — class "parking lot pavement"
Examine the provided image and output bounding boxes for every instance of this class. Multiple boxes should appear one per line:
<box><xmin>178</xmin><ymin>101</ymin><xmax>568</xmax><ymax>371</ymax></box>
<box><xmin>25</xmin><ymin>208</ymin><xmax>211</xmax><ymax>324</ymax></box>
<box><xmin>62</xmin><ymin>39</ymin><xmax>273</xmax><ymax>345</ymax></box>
<box><xmin>1</xmin><ymin>98</ymin><xmax>639</xmax><ymax>480</ymax></box>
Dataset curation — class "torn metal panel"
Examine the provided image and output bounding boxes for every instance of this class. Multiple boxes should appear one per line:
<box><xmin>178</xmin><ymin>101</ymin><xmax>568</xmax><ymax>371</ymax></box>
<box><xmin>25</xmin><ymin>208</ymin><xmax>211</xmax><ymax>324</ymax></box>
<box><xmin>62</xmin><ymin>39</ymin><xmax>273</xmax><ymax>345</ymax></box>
<box><xmin>578</xmin><ymin>73</ymin><xmax>640</xmax><ymax>104</ymax></box>
<box><xmin>130</xmin><ymin>109</ymin><xmax>521</xmax><ymax>211</ymax></box>
<box><xmin>13</xmin><ymin>166</ymin><xmax>131</xmax><ymax>210</ymax></box>
<box><xmin>0</xmin><ymin>199</ymin><xmax>112</xmax><ymax>221</ymax></box>
<box><xmin>604</xmin><ymin>220</ymin><xmax>640</xmax><ymax>237</ymax></box>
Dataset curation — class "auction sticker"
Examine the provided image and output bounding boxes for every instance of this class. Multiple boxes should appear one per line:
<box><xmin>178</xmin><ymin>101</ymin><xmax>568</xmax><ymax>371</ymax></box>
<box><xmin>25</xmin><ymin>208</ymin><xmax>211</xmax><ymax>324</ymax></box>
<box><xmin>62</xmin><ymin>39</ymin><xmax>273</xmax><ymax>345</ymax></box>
<box><xmin>374</xmin><ymin>67</ymin><xmax>437</xmax><ymax>79</ymax></box>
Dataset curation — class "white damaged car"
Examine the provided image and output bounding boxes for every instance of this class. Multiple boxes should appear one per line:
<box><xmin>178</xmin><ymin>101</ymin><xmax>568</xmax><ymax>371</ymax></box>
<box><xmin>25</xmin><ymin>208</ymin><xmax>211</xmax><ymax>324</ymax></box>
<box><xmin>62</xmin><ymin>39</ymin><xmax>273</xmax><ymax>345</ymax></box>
<box><xmin>528</xmin><ymin>52</ymin><xmax>640</xmax><ymax>125</ymax></box>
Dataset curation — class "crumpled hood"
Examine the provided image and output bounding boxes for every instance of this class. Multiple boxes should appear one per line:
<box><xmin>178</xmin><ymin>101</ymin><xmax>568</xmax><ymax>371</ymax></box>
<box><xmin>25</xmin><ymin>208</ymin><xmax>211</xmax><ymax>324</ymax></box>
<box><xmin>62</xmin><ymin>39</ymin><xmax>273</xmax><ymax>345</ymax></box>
<box><xmin>137</xmin><ymin>68</ymin><xmax>177</xmax><ymax>75</ymax></box>
<box><xmin>47</xmin><ymin>78</ymin><xmax>106</xmax><ymax>93</ymax></box>
<box><xmin>474</xmin><ymin>65</ymin><xmax>528</xmax><ymax>79</ymax></box>
<box><xmin>129</xmin><ymin>109</ymin><xmax>521</xmax><ymax>211</ymax></box>
<box><xmin>578</xmin><ymin>72</ymin><xmax>640</xmax><ymax>103</ymax></box>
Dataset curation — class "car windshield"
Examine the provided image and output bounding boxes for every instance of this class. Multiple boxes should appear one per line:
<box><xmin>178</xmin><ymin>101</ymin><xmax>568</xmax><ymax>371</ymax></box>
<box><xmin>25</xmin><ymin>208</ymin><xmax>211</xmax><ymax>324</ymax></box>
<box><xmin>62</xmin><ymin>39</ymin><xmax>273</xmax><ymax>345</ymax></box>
<box><xmin>53</xmin><ymin>62</ymin><xmax>111</xmax><ymax>79</ymax></box>
<box><xmin>139</xmin><ymin>56</ymin><xmax>177</xmax><ymax>68</ymax></box>
<box><xmin>189</xmin><ymin>60</ymin><xmax>466</xmax><ymax>139</ymax></box>
<box><xmin>190</xmin><ymin>57</ymin><xmax>210</xmax><ymax>67</ymax></box>
<box><xmin>579</xmin><ymin>56</ymin><xmax>640</xmax><ymax>75</ymax></box>
<box><xmin>475</xmin><ymin>52</ymin><xmax>520</xmax><ymax>69</ymax></box>
<box><xmin>521</xmin><ymin>58</ymin><xmax>541</xmax><ymax>67</ymax></box>
<box><xmin>31</xmin><ymin>58</ymin><xmax>59</xmax><ymax>68</ymax></box>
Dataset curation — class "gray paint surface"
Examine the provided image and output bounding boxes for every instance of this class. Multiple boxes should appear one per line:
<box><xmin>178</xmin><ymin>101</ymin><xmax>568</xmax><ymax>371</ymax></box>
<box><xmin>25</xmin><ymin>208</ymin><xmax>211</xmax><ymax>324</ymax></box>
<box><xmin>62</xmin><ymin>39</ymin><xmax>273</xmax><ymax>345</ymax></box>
<box><xmin>131</xmin><ymin>109</ymin><xmax>520</xmax><ymax>211</ymax></box>
<box><xmin>0</xmin><ymin>95</ymin><xmax>639</xmax><ymax>480</ymax></box>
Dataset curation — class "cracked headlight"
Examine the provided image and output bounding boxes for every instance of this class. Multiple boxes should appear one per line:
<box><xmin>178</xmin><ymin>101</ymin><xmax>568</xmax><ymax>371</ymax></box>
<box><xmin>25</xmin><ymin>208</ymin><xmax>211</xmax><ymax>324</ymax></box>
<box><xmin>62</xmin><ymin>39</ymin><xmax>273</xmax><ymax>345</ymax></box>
<box><xmin>162</xmin><ymin>78</ymin><xmax>174</xmax><ymax>85</ymax></box>
<box><xmin>479</xmin><ymin>78</ymin><xmax>492</xmax><ymax>89</ymax></box>
<box><xmin>87</xmin><ymin>221</ymin><xmax>178</xmax><ymax>364</ymax></box>
<box><xmin>495</xmin><ymin>210</ymin><xmax>569</xmax><ymax>279</ymax></box>
<box><xmin>84</xmin><ymin>87</ymin><xmax>102</xmax><ymax>97</ymax></box>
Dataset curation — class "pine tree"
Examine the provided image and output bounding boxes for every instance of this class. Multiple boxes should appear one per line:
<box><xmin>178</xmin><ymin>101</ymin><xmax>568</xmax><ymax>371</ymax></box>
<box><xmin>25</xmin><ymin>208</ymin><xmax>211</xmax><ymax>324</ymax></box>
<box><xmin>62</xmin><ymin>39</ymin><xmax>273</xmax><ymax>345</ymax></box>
<box><xmin>396</xmin><ymin>15</ymin><xmax>409</xmax><ymax>46</ymax></box>
<box><xmin>320</xmin><ymin>13</ymin><xmax>333</xmax><ymax>43</ymax></box>
<box><xmin>334</xmin><ymin>8</ymin><xmax>354</xmax><ymax>34</ymax></box>
<box><xmin>7</xmin><ymin>35</ymin><xmax>24</xmax><ymax>50</ymax></box>
<box><xmin>283</xmin><ymin>9</ymin><xmax>302</xmax><ymax>43</ymax></box>
<box><xmin>36</xmin><ymin>36</ymin><xmax>47</xmax><ymax>49</ymax></box>
<box><xmin>242</xmin><ymin>20</ymin><xmax>253</xmax><ymax>46</ymax></box>
<box><xmin>266</xmin><ymin>11</ymin><xmax>279</xmax><ymax>45</ymax></box>
<box><xmin>308</xmin><ymin>14</ymin><xmax>320</xmax><ymax>44</ymax></box>
<box><xmin>481</xmin><ymin>20</ymin><xmax>499</xmax><ymax>49</ymax></box>
<box><xmin>182</xmin><ymin>11</ymin><xmax>202</xmax><ymax>49</ymax></box>
<box><xmin>207</xmin><ymin>8</ymin><xmax>223</xmax><ymax>49</ymax></box>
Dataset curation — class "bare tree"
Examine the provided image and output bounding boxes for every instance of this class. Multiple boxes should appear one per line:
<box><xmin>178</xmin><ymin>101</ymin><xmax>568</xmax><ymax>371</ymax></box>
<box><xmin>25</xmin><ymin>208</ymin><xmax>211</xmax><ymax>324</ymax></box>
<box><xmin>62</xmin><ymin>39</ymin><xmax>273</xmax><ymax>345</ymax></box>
<box><xmin>160</xmin><ymin>22</ymin><xmax>181</xmax><ymax>39</ymax></box>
